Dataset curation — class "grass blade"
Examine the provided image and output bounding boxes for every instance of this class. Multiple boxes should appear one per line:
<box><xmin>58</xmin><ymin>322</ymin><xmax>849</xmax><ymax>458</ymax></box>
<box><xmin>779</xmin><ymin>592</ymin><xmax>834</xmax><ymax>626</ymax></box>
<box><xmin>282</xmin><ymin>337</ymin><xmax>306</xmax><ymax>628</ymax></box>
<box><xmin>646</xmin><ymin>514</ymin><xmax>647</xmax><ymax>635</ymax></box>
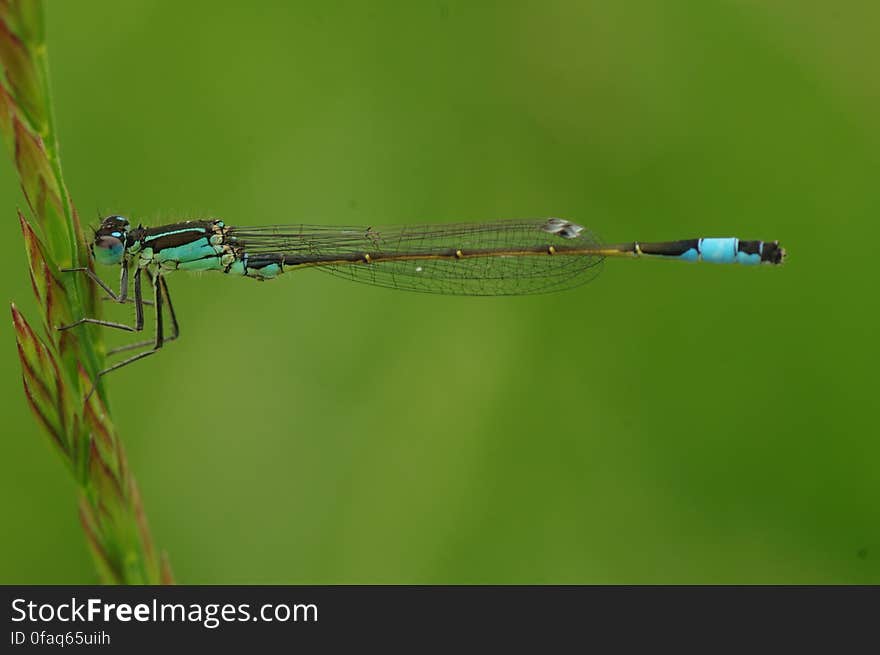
<box><xmin>1</xmin><ymin>0</ymin><xmax>171</xmax><ymax>584</ymax></box>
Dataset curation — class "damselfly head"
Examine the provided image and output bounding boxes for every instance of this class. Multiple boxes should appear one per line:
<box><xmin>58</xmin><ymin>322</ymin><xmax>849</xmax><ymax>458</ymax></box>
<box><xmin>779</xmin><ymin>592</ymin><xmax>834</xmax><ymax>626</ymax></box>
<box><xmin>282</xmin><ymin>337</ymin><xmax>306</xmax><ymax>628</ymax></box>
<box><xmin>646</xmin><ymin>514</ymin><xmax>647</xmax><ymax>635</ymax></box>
<box><xmin>91</xmin><ymin>215</ymin><xmax>130</xmax><ymax>266</ymax></box>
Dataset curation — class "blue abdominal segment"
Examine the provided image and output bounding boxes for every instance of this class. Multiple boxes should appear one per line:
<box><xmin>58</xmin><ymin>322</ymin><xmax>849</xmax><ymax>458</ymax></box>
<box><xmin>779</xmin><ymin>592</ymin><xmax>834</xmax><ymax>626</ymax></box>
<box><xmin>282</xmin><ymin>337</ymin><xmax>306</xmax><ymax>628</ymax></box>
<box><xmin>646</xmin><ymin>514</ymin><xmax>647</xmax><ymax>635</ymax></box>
<box><xmin>735</xmin><ymin>249</ymin><xmax>762</xmax><ymax>265</ymax></box>
<box><xmin>698</xmin><ymin>237</ymin><xmax>738</xmax><ymax>264</ymax></box>
<box><xmin>677</xmin><ymin>248</ymin><xmax>699</xmax><ymax>262</ymax></box>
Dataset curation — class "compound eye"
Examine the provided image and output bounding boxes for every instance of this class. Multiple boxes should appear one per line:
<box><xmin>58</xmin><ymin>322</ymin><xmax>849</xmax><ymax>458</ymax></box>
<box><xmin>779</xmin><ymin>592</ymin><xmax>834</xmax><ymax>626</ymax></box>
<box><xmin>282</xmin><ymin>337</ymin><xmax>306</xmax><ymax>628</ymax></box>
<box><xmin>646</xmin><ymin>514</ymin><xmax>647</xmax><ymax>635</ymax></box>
<box><xmin>93</xmin><ymin>234</ymin><xmax>125</xmax><ymax>266</ymax></box>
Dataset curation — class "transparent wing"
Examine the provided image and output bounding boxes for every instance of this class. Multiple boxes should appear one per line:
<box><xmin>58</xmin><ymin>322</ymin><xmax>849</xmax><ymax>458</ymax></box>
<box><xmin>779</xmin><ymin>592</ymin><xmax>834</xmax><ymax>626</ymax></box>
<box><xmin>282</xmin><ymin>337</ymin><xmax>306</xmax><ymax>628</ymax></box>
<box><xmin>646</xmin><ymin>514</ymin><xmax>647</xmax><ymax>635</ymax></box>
<box><xmin>228</xmin><ymin>218</ymin><xmax>605</xmax><ymax>296</ymax></box>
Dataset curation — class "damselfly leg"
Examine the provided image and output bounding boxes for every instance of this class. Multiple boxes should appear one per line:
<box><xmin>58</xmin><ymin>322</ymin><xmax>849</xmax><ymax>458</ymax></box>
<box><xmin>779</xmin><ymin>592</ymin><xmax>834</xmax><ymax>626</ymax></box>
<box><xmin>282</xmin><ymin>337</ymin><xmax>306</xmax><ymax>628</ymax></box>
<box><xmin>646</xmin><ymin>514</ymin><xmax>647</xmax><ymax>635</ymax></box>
<box><xmin>58</xmin><ymin>264</ymin><xmax>143</xmax><ymax>333</ymax></box>
<box><xmin>96</xmin><ymin>269</ymin><xmax>166</xmax><ymax>376</ymax></box>
<box><xmin>106</xmin><ymin>273</ymin><xmax>178</xmax><ymax>355</ymax></box>
<box><xmin>58</xmin><ymin>266</ymin><xmax>180</xmax><ymax>389</ymax></box>
<box><xmin>61</xmin><ymin>266</ymin><xmax>128</xmax><ymax>302</ymax></box>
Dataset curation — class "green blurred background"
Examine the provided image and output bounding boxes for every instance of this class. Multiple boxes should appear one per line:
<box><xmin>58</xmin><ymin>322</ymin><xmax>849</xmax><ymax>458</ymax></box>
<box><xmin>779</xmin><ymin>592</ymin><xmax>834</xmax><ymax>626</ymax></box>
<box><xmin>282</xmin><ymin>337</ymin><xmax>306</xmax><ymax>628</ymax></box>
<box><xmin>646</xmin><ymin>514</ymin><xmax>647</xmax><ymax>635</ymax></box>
<box><xmin>1</xmin><ymin>1</ymin><xmax>878</xmax><ymax>583</ymax></box>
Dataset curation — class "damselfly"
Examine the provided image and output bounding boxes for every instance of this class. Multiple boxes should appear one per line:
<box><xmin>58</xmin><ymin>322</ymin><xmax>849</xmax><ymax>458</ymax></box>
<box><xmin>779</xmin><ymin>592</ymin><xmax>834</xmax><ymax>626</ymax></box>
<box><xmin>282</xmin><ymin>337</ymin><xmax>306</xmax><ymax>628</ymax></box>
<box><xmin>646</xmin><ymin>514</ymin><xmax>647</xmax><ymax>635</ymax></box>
<box><xmin>60</xmin><ymin>216</ymin><xmax>785</xmax><ymax>380</ymax></box>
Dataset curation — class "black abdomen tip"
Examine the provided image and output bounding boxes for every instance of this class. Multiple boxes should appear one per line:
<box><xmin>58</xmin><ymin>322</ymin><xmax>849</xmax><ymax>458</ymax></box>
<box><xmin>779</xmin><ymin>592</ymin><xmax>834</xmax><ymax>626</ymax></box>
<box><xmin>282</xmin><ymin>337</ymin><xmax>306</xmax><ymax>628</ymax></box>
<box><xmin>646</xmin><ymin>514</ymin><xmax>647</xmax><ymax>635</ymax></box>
<box><xmin>761</xmin><ymin>241</ymin><xmax>786</xmax><ymax>265</ymax></box>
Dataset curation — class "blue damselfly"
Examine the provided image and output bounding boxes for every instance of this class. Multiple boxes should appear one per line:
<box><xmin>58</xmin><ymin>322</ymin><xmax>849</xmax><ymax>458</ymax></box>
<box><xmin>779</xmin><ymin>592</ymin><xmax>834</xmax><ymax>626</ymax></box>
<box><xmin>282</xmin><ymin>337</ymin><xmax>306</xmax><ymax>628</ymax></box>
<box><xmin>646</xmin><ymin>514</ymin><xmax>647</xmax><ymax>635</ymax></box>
<box><xmin>60</xmin><ymin>216</ymin><xmax>785</xmax><ymax>381</ymax></box>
